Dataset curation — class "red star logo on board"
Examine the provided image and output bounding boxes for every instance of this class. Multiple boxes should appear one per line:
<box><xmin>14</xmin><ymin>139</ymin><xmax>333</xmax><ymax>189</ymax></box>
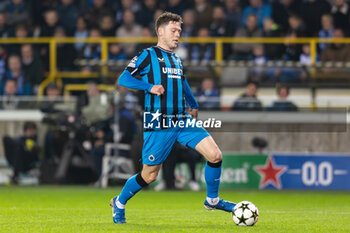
<box><xmin>254</xmin><ymin>157</ymin><xmax>287</xmax><ymax>189</ymax></box>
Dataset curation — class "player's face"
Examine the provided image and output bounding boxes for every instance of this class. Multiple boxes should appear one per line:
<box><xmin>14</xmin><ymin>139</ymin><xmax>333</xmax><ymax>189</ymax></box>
<box><xmin>161</xmin><ymin>21</ymin><xmax>182</xmax><ymax>50</ymax></box>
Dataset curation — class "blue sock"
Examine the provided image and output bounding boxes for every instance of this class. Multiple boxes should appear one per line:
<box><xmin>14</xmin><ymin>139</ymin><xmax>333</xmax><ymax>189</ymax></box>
<box><xmin>205</xmin><ymin>161</ymin><xmax>222</xmax><ymax>198</ymax></box>
<box><xmin>118</xmin><ymin>174</ymin><xmax>147</xmax><ymax>205</ymax></box>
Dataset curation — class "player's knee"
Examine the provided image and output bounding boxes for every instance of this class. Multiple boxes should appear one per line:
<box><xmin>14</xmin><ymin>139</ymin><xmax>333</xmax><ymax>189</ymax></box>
<box><xmin>208</xmin><ymin>149</ymin><xmax>222</xmax><ymax>164</ymax></box>
<box><xmin>144</xmin><ymin>171</ymin><xmax>159</xmax><ymax>184</ymax></box>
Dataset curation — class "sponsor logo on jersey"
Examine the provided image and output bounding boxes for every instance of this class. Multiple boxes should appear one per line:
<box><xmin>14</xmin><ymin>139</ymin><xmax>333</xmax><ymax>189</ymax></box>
<box><xmin>162</xmin><ymin>67</ymin><xmax>182</xmax><ymax>79</ymax></box>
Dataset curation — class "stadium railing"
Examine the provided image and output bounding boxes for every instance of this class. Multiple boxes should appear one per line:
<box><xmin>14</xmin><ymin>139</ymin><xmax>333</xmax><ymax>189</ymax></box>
<box><xmin>63</xmin><ymin>84</ymin><xmax>115</xmax><ymax>98</ymax></box>
<box><xmin>2</xmin><ymin>37</ymin><xmax>350</xmax><ymax>96</ymax></box>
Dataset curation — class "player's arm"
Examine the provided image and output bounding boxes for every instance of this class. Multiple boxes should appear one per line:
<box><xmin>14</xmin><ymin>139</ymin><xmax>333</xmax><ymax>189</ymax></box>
<box><xmin>183</xmin><ymin>77</ymin><xmax>199</xmax><ymax>118</ymax></box>
<box><xmin>118</xmin><ymin>70</ymin><xmax>152</xmax><ymax>91</ymax></box>
<box><xmin>117</xmin><ymin>50</ymin><xmax>164</xmax><ymax>96</ymax></box>
<box><xmin>118</xmin><ymin>71</ymin><xmax>164</xmax><ymax>96</ymax></box>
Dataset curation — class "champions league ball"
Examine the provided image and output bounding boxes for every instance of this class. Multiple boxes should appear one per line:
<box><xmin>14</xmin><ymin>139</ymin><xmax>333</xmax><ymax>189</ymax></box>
<box><xmin>232</xmin><ymin>201</ymin><xmax>259</xmax><ymax>226</ymax></box>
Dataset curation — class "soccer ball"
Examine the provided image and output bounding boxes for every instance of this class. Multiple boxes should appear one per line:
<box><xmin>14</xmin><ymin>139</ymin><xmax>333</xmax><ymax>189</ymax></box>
<box><xmin>232</xmin><ymin>201</ymin><xmax>259</xmax><ymax>226</ymax></box>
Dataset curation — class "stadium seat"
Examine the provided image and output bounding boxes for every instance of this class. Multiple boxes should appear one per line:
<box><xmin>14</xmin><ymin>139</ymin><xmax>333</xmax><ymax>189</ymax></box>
<box><xmin>221</xmin><ymin>67</ymin><xmax>248</xmax><ymax>86</ymax></box>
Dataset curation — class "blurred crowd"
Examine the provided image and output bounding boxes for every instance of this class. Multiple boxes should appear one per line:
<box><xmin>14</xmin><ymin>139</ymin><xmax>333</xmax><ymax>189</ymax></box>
<box><xmin>195</xmin><ymin>78</ymin><xmax>298</xmax><ymax>111</ymax></box>
<box><xmin>0</xmin><ymin>0</ymin><xmax>349</xmax><ymax>95</ymax></box>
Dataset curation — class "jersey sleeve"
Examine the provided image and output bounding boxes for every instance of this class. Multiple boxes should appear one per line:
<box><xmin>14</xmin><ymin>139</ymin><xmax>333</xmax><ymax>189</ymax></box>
<box><xmin>183</xmin><ymin>77</ymin><xmax>199</xmax><ymax>109</ymax></box>
<box><xmin>117</xmin><ymin>50</ymin><xmax>153</xmax><ymax>92</ymax></box>
<box><xmin>125</xmin><ymin>49</ymin><xmax>150</xmax><ymax>76</ymax></box>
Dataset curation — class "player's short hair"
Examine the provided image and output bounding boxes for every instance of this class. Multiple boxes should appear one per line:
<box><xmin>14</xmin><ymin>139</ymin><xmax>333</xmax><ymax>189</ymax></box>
<box><xmin>246</xmin><ymin>81</ymin><xmax>258</xmax><ymax>88</ymax></box>
<box><xmin>155</xmin><ymin>12</ymin><xmax>183</xmax><ymax>33</ymax></box>
<box><xmin>277</xmin><ymin>86</ymin><xmax>290</xmax><ymax>95</ymax></box>
<box><xmin>6</xmin><ymin>78</ymin><xmax>17</xmax><ymax>85</ymax></box>
<box><xmin>23</xmin><ymin>122</ymin><xmax>37</xmax><ymax>132</ymax></box>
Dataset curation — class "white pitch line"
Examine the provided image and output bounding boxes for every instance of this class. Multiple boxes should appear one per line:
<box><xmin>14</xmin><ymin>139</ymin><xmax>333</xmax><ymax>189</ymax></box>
<box><xmin>264</xmin><ymin>210</ymin><xmax>350</xmax><ymax>215</ymax></box>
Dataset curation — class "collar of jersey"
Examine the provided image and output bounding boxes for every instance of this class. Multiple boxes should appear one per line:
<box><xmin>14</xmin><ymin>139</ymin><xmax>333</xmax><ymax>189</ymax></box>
<box><xmin>155</xmin><ymin>46</ymin><xmax>174</xmax><ymax>54</ymax></box>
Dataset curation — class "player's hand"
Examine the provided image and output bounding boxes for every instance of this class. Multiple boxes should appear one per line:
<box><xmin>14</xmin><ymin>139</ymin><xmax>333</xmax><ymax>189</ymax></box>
<box><xmin>188</xmin><ymin>108</ymin><xmax>198</xmax><ymax>119</ymax></box>
<box><xmin>150</xmin><ymin>85</ymin><xmax>165</xmax><ymax>96</ymax></box>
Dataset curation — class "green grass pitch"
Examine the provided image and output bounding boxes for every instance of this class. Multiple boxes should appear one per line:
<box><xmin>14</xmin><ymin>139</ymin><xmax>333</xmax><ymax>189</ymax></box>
<box><xmin>0</xmin><ymin>186</ymin><xmax>349</xmax><ymax>233</ymax></box>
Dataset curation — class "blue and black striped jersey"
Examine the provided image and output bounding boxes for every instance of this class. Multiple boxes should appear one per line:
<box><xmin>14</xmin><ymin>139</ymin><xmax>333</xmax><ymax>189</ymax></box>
<box><xmin>118</xmin><ymin>46</ymin><xmax>198</xmax><ymax>117</ymax></box>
